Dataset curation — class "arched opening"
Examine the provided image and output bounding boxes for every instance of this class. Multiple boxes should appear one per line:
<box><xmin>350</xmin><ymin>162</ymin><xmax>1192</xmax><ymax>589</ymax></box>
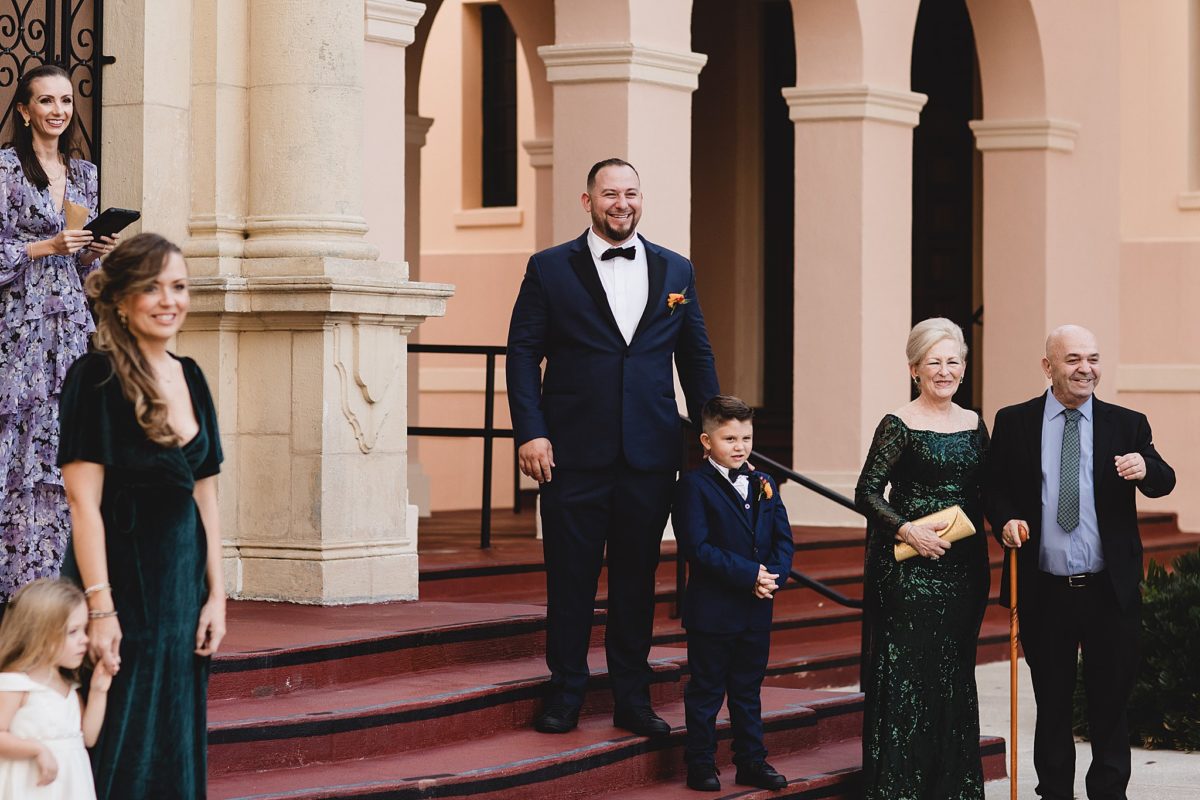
<box><xmin>690</xmin><ymin>0</ymin><xmax>795</xmax><ymax>463</ymax></box>
<box><xmin>911</xmin><ymin>0</ymin><xmax>982</xmax><ymax>408</ymax></box>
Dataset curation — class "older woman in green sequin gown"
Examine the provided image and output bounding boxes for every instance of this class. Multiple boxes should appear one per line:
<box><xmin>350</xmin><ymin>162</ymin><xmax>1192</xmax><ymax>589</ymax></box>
<box><xmin>854</xmin><ymin>318</ymin><xmax>991</xmax><ymax>800</ymax></box>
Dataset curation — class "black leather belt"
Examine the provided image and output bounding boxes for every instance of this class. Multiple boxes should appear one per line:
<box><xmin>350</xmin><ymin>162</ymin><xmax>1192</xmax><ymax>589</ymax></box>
<box><xmin>1043</xmin><ymin>571</ymin><xmax>1103</xmax><ymax>588</ymax></box>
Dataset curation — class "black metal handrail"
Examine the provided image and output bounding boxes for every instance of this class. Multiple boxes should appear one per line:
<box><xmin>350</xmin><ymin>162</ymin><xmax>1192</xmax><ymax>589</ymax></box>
<box><xmin>408</xmin><ymin>344</ymin><xmax>514</xmax><ymax>548</ymax></box>
<box><xmin>405</xmin><ymin>343</ymin><xmax>868</xmax><ymax>616</ymax></box>
<box><xmin>672</xmin><ymin>415</ymin><xmax>865</xmax><ymax>616</ymax></box>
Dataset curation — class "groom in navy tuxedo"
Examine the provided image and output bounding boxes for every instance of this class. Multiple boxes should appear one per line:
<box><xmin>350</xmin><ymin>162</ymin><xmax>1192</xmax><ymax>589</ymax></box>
<box><xmin>507</xmin><ymin>158</ymin><xmax>719</xmax><ymax>736</ymax></box>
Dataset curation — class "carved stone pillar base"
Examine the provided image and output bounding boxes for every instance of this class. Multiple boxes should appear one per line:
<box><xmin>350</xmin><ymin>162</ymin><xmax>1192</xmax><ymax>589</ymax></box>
<box><xmin>181</xmin><ymin>265</ymin><xmax>452</xmax><ymax>603</ymax></box>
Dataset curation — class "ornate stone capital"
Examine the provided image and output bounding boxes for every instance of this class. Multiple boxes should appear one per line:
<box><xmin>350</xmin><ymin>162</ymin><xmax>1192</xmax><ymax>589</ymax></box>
<box><xmin>538</xmin><ymin>43</ymin><xmax>708</xmax><ymax>91</ymax></box>
<box><xmin>969</xmin><ymin>118</ymin><xmax>1081</xmax><ymax>152</ymax></box>
<box><xmin>365</xmin><ymin>0</ymin><xmax>426</xmax><ymax>47</ymax></box>
<box><xmin>522</xmin><ymin>138</ymin><xmax>553</xmax><ymax>169</ymax></box>
<box><xmin>782</xmin><ymin>85</ymin><xmax>928</xmax><ymax>127</ymax></box>
<box><xmin>406</xmin><ymin>114</ymin><xmax>434</xmax><ymax>148</ymax></box>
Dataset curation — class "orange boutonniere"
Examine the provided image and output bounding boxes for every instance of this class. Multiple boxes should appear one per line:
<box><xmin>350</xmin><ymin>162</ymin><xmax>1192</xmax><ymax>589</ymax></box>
<box><xmin>757</xmin><ymin>476</ymin><xmax>773</xmax><ymax>501</ymax></box>
<box><xmin>667</xmin><ymin>289</ymin><xmax>690</xmax><ymax>315</ymax></box>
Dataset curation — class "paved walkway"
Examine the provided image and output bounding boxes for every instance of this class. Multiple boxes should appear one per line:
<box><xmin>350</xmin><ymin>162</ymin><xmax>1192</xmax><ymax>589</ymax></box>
<box><xmin>833</xmin><ymin>658</ymin><xmax>1199</xmax><ymax>799</ymax></box>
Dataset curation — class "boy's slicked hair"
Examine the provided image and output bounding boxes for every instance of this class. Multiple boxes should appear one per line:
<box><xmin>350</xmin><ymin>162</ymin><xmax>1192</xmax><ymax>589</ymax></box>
<box><xmin>701</xmin><ymin>394</ymin><xmax>754</xmax><ymax>432</ymax></box>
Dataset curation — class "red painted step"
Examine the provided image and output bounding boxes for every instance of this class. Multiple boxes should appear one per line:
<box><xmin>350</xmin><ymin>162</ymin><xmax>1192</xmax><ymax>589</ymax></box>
<box><xmin>208</xmin><ymin>646</ymin><xmax>688</xmax><ymax>776</ymax></box>
<box><xmin>212</xmin><ymin>601</ymin><xmax>602</xmax><ymax>702</ymax></box>
<box><xmin>207</xmin><ymin>688</ymin><xmax>863</xmax><ymax>800</ymax></box>
<box><xmin>590</xmin><ymin>735</ymin><xmax>1008</xmax><ymax>799</ymax></box>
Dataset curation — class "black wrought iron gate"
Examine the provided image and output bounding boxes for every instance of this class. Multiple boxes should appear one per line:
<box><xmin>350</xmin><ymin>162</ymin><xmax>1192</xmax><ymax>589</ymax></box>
<box><xmin>0</xmin><ymin>1</ymin><xmax>105</xmax><ymax>164</ymax></box>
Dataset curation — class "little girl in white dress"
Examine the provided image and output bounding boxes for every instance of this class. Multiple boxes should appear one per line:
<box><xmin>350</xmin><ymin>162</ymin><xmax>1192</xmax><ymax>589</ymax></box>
<box><xmin>0</xmin><ymin>579</ymin><xmax>111</xmax><ymax>799</ymax></box>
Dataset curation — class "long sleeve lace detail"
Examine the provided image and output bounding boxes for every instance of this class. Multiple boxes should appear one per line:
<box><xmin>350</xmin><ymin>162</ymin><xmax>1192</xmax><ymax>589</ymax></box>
<box><xmin>855</xmin><ymin>414</ymin><xmax>908</xmax><ymax>540</ymax></box>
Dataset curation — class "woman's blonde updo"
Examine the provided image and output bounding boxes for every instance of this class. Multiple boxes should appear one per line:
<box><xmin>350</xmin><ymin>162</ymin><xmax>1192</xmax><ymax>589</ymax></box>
<box><xmin>906</xmin><ymin>317</ymin><xmax>968</xmax><ymax>367</ymax></box>
<box><xmin>84</xmin><ymin>233</ymin><xmax>185</xmax><ymax>447</ymax></box>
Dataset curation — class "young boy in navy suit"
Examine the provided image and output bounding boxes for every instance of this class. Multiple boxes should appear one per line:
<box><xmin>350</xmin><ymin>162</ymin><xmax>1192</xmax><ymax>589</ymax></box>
<box><xmin>672</xmin><ymin>395</ymin><xmax>795</xmax><ymax>792</ymax></box>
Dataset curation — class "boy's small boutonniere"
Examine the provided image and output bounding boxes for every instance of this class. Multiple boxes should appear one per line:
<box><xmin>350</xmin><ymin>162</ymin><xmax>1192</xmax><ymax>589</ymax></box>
<box><xmin>667</xmin><ymin>289</ymin><xmax>690</xmax><ymax>315</ymax></box>
<box><xmin>757</xmin><ymin>475</ymin><xmax>773</xmax><ymax>501</ymax></box>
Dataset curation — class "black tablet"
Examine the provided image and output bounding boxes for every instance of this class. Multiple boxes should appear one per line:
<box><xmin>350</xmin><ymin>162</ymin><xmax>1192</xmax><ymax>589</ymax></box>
<box><xmin>84</xmin><ymin>207</ymin><xmax>141</xmax><ymax>239</ymax></box>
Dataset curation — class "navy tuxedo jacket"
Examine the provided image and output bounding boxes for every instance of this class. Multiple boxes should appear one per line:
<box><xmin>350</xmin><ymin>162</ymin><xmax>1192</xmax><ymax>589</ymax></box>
<box><xmin>506</xmin><ymin>231</ymin><xmax>719</xmax><ymax>471</ymax></box>
<box><xmin>673</xmin><ymin>463</ymin><xmax>795</xmax><ymax>634</ymax></box>
<box><xmin>986</xmin><ymin>393</ymin><xmax>1176</xmax><ymax>613</ymax></box>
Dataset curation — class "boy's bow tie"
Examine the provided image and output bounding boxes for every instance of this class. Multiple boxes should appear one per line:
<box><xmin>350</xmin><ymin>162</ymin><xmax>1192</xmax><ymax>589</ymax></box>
<box><xmin>727</xmin><ymin>464</ymin><xmax>752</xmax><ymax>482</ymax></box>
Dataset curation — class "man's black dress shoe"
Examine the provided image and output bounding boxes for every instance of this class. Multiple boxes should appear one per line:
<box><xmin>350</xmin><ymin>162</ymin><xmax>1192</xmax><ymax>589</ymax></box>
<box><xmin>735</xmin><ymin>760</ymin><xmax>788</xmax><ymax>790</ymax></box>
<box><xmin>612</xmin><ymin>706</ymin><xmax>671</xmax><ymax>737</ymax></box>
<box><xmin>686</xmin><ymin>763</ymin><xmax>721</xmax><ymax>792</ymax></box>
<box><xmin>534</xmin><ymin>702</ymin><xmax>580</xmax><ymax>733</ymax></box>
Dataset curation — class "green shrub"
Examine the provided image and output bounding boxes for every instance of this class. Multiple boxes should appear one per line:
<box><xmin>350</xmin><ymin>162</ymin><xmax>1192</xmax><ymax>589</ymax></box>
<box><xmin>1072</xmin><ymin>547</ymin><xmax>1200</xmax><ymax>751</ymax></box>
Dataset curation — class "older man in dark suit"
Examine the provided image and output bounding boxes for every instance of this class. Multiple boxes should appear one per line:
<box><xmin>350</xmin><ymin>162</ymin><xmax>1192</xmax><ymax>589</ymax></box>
<box><xmin>987</xmin><ymin>324</ymin><xmax>1175</xmax><ymax>800</ymax></box>
<box><xmin>507</xmin><ymin>158</ymin><xmax>719</xmax><ymax>736</ymax></box>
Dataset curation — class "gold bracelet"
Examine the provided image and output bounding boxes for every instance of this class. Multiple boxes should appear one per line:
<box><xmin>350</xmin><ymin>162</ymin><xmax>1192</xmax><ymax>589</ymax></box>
<box><xmin>88</xmin><ymin>610</ymin><xmax>118</xmax><ymax>619</ymax></box>
<box><xmin>83</xmin><ymin>582</ymin><xmax>112</xmax><ymax>597</ymax></box>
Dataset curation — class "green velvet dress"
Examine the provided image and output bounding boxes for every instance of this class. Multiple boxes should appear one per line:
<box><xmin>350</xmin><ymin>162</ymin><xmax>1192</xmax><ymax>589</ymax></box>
<box><xmin>58</xmin><ymin>352</ymin><xmax>222</xmax><ymax>800</ymax></box>
<box><xmin>854</xmin><ymin>414</ymin><xmax>990</xmax><ymax>800</ymax></box>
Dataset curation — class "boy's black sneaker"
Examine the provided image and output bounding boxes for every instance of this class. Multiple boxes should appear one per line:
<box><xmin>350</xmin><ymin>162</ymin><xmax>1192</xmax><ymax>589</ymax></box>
<box><xmin>686</xmin><ymin>763</ymin><xmax>721</xmax><ymax>792</ymax></box>
<box><xmin>735</xmin><ymin>760</ymin><xmax>787</xmax><ymax>790</ymax></box>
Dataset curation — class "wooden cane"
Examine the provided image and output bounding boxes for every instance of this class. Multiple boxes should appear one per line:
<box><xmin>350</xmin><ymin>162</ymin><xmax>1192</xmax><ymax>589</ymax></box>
<box><xmin>1009</xmin><ymin>545</ymin><xmax>1019</xmax><ymax>800</ymax></box>
<box><xmin>1009</xmin><ymin>523</ymin><xmax>1028</xmax><ymax>800</ymax></box>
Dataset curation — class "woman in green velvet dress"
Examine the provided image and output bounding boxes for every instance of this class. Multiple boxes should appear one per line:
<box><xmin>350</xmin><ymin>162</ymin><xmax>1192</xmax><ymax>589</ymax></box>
<box><xmin>854</xmin><ymin>318</ymin><xmax>991</xmax><ymax>800</ymax></box>
<box><xmin>58</xmin><ymin>233</ymin><xmax>225</xmax><ymax>800</ymax></box>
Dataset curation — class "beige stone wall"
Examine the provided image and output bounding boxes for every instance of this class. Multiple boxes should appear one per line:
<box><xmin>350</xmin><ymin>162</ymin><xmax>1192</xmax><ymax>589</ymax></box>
<box><xmin>413</xmin><ymin>0</ymin><xmax>540</xmax><ymax>511</ymax></box>
<box><xmin>103</xmin><ymin>0</ymin><xmax>453</xmax><ymax>603</ymax></box>
<box><xmin>1114</xmin><ymin>0</ymin><xmax>1200</xmax><ymax>530</ymax></box>
<box><xmin>402</xmin><ymin>0</ymin><xmax>1197</xmax><ymax>535</ymax></box>
<box><xmin>100</xmin><ymin>0</ymin><xmax>1197</xmax><ymax>536</ymax></box>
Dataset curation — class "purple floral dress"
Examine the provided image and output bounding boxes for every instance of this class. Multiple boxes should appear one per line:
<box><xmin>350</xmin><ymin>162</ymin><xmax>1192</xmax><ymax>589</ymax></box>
<box><xmin>0</xmin><ymin>147</ymin><xmax>98</xmax><ymax>602</ymax></box>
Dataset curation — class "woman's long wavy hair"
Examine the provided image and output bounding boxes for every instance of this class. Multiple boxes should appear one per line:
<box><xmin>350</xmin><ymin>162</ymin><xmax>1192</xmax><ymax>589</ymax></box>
<box><xmin>5</xmin><ymin>63</ymin><xmax>81</xmax><ymax>188</ymax></box>
<box><xmin>0</xmin><ymin>579</ymin><xmax>86</xmax><ymax>681</ymax></box>
<box><xmin>85</xmin><ymin>233</ymin><xmax>186</xmax><ymax>447</ymax></box>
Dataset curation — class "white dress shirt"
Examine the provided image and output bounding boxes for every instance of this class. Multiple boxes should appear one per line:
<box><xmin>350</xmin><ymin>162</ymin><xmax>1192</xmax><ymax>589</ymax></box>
<box><xmin>587</xmin><ymin>228</ymin><xmax>649</xmax><ymax>345</ymax></box>
<box><xmin>710</xmin><ymin>460</ymin><xmax>750</xmax><ymax>502</ymax></box>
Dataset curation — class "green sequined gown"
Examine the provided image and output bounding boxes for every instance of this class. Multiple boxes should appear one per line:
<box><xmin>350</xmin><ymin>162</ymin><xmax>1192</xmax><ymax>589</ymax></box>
<box><xmin>854</xmin><ymin>414</ymin><xmax>990</xmax><ymax>800</ymax></box>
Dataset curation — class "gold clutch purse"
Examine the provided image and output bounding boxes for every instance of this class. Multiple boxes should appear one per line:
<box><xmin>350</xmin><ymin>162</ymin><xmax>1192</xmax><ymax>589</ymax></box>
<box><xmin>893</xmin><ymin>505</ymin><xmax>976</xmax><ymax>562</ymax></box>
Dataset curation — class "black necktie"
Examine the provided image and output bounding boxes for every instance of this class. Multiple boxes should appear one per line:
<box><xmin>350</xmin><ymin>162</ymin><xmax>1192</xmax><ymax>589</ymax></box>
<box><xmin>727</xmin><ymin>464</ymin><xmax>751</xmax><ymax>483</ymax></box>
<box><xmin>600</xmin><ymin>246</ymin><xmax>635</xmax><ymax>261</ymax></box>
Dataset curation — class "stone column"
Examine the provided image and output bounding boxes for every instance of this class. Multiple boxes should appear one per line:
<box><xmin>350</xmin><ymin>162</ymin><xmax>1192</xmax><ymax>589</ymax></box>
<box><xmin>781</xmin><ymin>85</ymin><xmax>927</xmax><ymax>525</ymax></box>
<box><xmin>184</xmin><ymin>0</ymin><xmax>249</xmax><ymax>275</ymax></box>
<box><xmin>101</xmin><ymin>0</ymin><xmax>193</xmax><ymax>241</ymax></box>
<box><xmin>180</xmin><ymin>0</ymin><xmax>454</xmax><ymax>603</ymax></box>
<box><xmin>522</xmin><ymin>139</ymin><xmax>554</xmax><ymax>250</ymax></box>
<box><xmin>242</xmin><ymin>0</ymin><xmax>378</xmax><ymax>264</ymax></box>
<box><xmin>406</xmin><ymin>113</ymin><xmax>435</xmax><ymax>516</ymax></box>
<box><xmin>539</xmin><ymin>1</ymin><xmax>706</xmax><ymax>249</ymax></box>
<box><xmin>969</xmin><ymin>119</ymin><xmax>1082</xmax><ymax>414</ymax></box>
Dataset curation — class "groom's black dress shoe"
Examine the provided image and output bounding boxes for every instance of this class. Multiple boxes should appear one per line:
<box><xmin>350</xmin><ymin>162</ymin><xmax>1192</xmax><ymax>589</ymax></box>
<box><xmin>534</xmin><ymin>701</ymin><xmax>580</xmax><ymax>733</ymax></box>
<box><xmin>612</xmin><ymin>706</ymin><xmax>671</xmax><ymax>737</ymax></box>
<box><xmin>735</xmin><ymin>760</ymin><xmax>788</xmax><ymax>790</ymax></box>
<box><xmin>686</xmin><ymin>763</ymin><xmax>721</xmax><ymax>791</ymax></box>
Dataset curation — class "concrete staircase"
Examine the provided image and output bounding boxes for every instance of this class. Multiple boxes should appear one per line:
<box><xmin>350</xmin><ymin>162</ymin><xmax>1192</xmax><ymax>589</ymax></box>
<box><xmin>206</xmin><ymin>513</ymin><xmax>1197</xmax><ymax>798</ymax></box>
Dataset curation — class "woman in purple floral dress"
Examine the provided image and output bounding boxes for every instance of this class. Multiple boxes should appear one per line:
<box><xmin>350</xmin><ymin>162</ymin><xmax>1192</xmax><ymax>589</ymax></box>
<box><xmin>0</xmin><ymin>65</ymin><xmax>117</xmax><ymax>616</ymax></box>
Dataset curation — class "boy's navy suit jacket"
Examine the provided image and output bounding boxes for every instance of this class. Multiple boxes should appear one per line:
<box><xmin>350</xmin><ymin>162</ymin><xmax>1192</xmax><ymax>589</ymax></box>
<box><xmin>673</xmin><ymin>463</ymin><xmax>795</xmax><ymax>634</ymax></box>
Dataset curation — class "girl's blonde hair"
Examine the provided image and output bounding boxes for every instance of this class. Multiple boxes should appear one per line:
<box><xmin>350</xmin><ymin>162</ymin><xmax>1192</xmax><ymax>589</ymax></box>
<box><xmin>0</xmin><ymin>579</ymin><xmax>86</xmax><ymax>678</ymax></box>
<box><xmin>84</xmin><ymin>233</ymin><xmax>186</xmax><ymax>447</ymax></box>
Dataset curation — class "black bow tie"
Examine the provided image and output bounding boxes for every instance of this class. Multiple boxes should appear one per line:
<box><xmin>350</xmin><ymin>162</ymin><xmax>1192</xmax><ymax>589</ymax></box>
<box><xmin>726</xmin><ymin>464</ymin><xmax>752</xmax><ymax>482</ymax></box>
<box><xmin>600</xmin><ymin>246</ymin><xmax>635</xmax><ymax>261</ymax></box>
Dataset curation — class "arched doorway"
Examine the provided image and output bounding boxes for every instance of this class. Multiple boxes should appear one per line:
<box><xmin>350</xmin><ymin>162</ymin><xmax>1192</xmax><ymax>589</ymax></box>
<box><xmin>911</xmin><ymin>0</ymin><xmax>982</xmax><ymax>408</ymax></box>
<box><xmin>691</xmin><ymin>0</ymin><xmax>795</xmax><ymax>463</ymax></box>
